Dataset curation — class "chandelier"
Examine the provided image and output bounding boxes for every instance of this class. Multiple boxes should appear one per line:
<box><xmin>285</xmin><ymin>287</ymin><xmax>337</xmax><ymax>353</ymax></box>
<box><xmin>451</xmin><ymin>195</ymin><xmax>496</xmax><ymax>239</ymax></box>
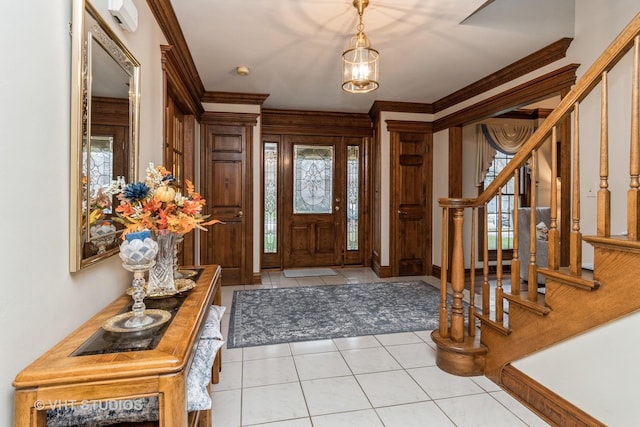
<box><xmin>342</xmin><ymin>0</ymin><xmax>379</xmax><ymax>93</ymax></box>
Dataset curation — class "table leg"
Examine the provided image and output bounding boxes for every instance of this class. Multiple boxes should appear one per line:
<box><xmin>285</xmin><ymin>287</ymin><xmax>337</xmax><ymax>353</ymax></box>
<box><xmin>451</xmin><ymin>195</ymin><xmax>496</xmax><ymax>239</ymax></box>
<box><xmin>157</xmin><ymin>372</ymin><xmax>187</xmax><ymax>426</ymax></box>
<box><xmin>14</xmin><ymin>390</ymin><xmax>47</xmax><ymax>427</ymax></box>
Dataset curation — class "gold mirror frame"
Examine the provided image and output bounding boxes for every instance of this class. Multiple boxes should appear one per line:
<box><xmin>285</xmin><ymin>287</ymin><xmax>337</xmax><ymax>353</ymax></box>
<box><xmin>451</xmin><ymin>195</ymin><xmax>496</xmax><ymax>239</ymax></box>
<box><xmin>70</xmin><ymin>0</ymin><xmax>140</xmax><ymax>272</ymax></box>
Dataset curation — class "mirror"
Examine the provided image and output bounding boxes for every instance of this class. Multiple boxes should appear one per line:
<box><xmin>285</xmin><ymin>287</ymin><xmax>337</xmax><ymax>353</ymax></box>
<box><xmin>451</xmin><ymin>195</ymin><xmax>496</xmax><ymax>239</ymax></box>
<box><xmin>70</xmin><ymin>1</ymin><xmax>140</xmax><ymax>271</ymax></box>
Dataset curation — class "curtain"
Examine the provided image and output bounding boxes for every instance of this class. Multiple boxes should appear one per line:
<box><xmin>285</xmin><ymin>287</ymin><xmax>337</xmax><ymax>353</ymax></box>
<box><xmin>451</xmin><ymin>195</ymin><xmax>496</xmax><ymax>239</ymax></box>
<box><xmin>475</xmin><ymin>123</ymin><xmax>536</xmax><ymax>186</ymax></box>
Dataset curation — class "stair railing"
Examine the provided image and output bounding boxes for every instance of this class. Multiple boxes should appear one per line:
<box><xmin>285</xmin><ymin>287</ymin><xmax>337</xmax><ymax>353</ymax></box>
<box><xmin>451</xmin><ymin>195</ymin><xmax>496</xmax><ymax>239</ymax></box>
<box><xmin>434</xmin><ymin>12</ymin><xmax>640</xmax><ymax>365</ymax></box>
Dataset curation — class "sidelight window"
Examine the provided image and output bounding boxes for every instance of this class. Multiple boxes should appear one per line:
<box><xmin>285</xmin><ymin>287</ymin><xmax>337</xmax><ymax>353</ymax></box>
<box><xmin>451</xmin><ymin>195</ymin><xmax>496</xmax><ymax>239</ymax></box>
<box><xmin>346</xmin><ymin>145</ymin><xmax>359</xmax><ymax>250</ymax></box>
<box><xmin>263</xmin><ymin>142</ymin><xmax>278</xmax><ymax>253</ymax></box>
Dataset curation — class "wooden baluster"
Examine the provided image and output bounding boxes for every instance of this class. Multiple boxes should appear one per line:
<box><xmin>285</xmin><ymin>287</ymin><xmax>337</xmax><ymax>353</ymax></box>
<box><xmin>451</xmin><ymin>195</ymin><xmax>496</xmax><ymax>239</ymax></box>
<box><xmin>468</xmin><ymin>207</ymin><xmax>476</xmax><ymax>337</ymax></box>
<box><xmin>629</xmin><ymin>35</ymin><xmax>640</xmax><ymax>240</ymax></box>
<box><xmin>570</xmin><ymin>103</ymin><xmax>583</xmax><ymax>275</ymax></box>
<box><xmin>527</xmin><ymin>150</ymin><xmax>539</xmax><ymax>300</ymax></box>
<box><xmin>450</xmin><ymin>207</ymin><xmax>466</xmax><ymax>342</ymax></box>
<box><xmin>598</xmin><ymin>71</ymin><xmax>611</xmax><ymax>237</ymax></box>
<box><xmin>495</xmin><ymin>188</ymin><xmax>504</xmax><ymax>323</ymax></box>
<box><xmin>511</xmin><ymin>169</ymin><xmax>520</xmax><ymax>293</ymax></box>
<box><xmin>439</xmin><ymin>208</ymin><xmax>449</xmax><ymax>338</ymax></box>
<box><xmin>482</xmin><ymin>204</ymin><xmax>490</xmax><ymax>315</ymax></box>
<box><xmin>549</xmin><ymin>127</ymin><xmax>560</xmax><ymax>269</ymax></box>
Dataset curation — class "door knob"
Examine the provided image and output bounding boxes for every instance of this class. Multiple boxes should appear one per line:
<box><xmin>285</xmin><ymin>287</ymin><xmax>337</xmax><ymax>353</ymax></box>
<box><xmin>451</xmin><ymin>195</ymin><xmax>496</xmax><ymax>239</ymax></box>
<box><xmin>236</xmin><ymin>210</ymin><xmax>244</xmax><ymax>217</ymax></box>
<box><xmin>398</xmin><ymin>210</ymin><xmax>407</xmax><ymax>215</ymax></box>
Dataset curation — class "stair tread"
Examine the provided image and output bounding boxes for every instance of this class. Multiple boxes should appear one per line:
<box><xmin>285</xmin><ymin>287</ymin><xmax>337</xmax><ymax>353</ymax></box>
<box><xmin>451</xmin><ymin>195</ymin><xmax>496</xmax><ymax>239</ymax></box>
<box><xmin>583</xmin><ymin>234</ymin><xmax>640</xmax><ymax>251</ymax></box>
<box><xmin>475</xmin><ymin>312</ymin><xmax>511</xmax><ymax>335</ymax></box>
<box><xmin>503</xmin><ymin>291</ymin><xmax>549</xmax><ymax>315</ymax></box>
<box><xmin>538</xmin><ymin>267</ymin><xmax>599</xmax><ymax>290</ymax></box>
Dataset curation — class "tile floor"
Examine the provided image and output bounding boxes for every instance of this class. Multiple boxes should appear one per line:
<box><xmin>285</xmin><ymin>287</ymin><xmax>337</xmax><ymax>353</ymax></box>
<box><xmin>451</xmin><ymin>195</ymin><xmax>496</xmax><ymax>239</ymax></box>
<box><xmin>211</xmin><ymin>267</ymin><xmax>550</xmax><ymax>427</ymax></box>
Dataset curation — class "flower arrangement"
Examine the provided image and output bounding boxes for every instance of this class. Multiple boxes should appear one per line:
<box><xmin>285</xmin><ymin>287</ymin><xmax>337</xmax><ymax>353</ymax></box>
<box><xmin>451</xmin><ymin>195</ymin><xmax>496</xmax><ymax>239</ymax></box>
<box><xmin>83</xmin><ymin>176</ymin><xmax>125</xmax><ymax>227</ymax></box>
<box><xmin>115</xmin><ymin>163</ymin><xmax>220</xmax><ymax>237</ymax></box>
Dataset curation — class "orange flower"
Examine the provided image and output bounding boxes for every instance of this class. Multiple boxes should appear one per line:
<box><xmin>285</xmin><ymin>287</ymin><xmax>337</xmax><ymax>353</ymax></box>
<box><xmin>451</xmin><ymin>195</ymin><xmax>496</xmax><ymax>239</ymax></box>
<box><xmin>181</xmin><ymin>200</ymin><xmax>202</xmax><ymax>216</ymax></box>
<box><xmin>142</xmin><ymin>198</ymin><xmax>162</xmax><ymax>213</ymax></box>
<box><xmin>116</xmin><ymin>203</ymin><xmax>135</xmax><ymax>217</ymax></box>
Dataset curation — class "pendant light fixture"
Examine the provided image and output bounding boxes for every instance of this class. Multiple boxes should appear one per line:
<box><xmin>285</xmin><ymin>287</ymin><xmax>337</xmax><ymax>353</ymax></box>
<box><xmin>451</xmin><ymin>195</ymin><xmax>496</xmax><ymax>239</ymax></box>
<box><xmin>342</xmin><ymin>0</ymin><xmax>379</xmax><ymax>93</ymax></box>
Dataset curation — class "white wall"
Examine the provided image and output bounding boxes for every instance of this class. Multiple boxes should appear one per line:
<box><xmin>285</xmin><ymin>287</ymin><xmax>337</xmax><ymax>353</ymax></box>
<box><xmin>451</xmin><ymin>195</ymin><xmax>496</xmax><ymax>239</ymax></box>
<box><xmin>514</xmin><ymin>311</ymin><xmax>640</xmax><ymax>425</ymax></box>
<box><xmin>431</xmin><ymin>129</ymin><xmax>450</xmax><ymax>267</ymax></box>
<box><xmin>0</xmin><ymin>1</ymin><xmax>166</xmax><ymax>424</ymax></box>
<box><xmin>572</xmin><ymin>0</ymin><xmax>637</xmax><ymax>246</ymax></box>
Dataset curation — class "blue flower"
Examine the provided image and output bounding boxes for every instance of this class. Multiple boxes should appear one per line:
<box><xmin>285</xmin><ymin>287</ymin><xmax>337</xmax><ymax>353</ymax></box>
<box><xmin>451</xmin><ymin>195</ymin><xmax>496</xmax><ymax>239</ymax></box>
<box><xmin>123</xmin><ymin>182</ymin><xmax>150</xmax><ymax>202</ymax></box>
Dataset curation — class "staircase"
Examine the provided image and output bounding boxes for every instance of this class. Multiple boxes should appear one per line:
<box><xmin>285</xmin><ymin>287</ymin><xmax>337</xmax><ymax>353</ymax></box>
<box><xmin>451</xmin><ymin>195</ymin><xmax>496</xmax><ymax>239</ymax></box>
<box><xmin>432</xmin><ymin>11</ymin><xmax>640</xmax><ymax>426</ymax></box>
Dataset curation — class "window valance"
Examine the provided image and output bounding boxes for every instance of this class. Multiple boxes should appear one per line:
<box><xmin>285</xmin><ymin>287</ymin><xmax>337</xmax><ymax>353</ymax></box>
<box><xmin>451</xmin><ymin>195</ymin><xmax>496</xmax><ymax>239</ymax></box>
<box><xmin>475</xmin><ymin>123</ymin><xmax>535</xmax><ymax>186</ymax></box>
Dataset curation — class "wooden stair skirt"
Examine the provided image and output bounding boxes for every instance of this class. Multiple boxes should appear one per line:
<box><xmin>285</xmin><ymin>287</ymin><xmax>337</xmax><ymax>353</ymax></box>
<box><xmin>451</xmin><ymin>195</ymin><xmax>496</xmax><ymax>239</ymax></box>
<box><xmin>501</xmin><ymin>364</ymin><xmax>605</xmax><ymax>427</ymax></box>
<box><xmin>481</xmin><ymin>238</ymin><xmax>640</xmax><ymax>381</ymax></box>
<box><xmin>435</xmin><ymin>236</ymin><xmax>640</xmax><ymax>380</ymax></box>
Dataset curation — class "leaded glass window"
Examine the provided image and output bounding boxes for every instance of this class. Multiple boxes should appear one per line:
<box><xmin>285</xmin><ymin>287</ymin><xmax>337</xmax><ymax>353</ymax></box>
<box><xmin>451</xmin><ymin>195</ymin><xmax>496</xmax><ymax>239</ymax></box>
<box><xmin>346</xmin><ymin>146</ymin><xmax>359</xmax><ymax>250</ymax></box>
<box><xmin>263</xmin><ymin>142</ymin><xmax>278</xmax><ymax>253</ymax></box>
<box><xmin>293</xmin><ymin>145</ymin><xmax>333</xmax><ymax>214</ymax></box>
<box><xmin>484</xmin><ymin>152</ymin><xmax>517</xmax><ymax>250</ymax></box>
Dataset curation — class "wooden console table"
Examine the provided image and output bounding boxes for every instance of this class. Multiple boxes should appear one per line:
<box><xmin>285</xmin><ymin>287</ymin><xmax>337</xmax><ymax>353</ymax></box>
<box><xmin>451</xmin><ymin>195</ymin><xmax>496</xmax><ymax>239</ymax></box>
<box><xmin>13</xmin><ymin>264</ymin><xmax>222</xmax><ymax>427</ymax></box>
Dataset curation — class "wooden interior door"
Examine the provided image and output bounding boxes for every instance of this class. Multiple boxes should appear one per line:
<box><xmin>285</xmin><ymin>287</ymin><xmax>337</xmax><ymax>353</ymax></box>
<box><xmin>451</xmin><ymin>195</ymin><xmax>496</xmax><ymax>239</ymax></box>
<box><xmin>201</xmin><ymin>121</ymin><xmax>253</xmax><ymax>285</ymax></box>
<box><xmin>389</xmin><ymin>122</ymin><xmax>433</xmax><ymax>276</ymax></box>
<box><xmin>283</xmin><ymin>136</ymin><xmax>343</xmax><ymax>267</ymax></box>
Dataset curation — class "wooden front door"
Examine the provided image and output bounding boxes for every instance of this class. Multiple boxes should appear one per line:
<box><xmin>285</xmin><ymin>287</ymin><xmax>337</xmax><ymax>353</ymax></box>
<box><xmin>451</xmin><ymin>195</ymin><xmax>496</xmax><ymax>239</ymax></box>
<box><xmin>283</xmin><ymin>136</ymin><xmax>343</xmax><ymax>267</ymax></box>
<box><xmin>389</xmin><ymin>121</ymin><xmax>433</xmax><ymax>276</ymax></box>
<box><xmin>201</xmin><ymin>119</ymin><xmax>255</xmax><ymax>285</ymax></box>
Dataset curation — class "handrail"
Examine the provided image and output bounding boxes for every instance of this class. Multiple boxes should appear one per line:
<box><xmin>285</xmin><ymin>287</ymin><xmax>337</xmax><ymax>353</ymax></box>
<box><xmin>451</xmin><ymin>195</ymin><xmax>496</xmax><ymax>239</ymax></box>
<box><xmin>440</xmin><ymin>11</ymin><xmax>640</xmax><ymax>209</ymax></box>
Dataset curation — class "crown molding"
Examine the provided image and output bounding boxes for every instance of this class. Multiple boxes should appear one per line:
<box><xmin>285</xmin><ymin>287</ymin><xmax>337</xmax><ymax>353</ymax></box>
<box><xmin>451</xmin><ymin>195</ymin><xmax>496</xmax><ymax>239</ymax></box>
<box><xmin>161</xmin><ymin>45</ymin><xmax>204</xmax><ymax>117</ymax></box>
<box><xmin>147</xmin><ymin>0</ymin><xmax>204</xmax><ymax>100</ymax></box>
<box><xmin>434</xmin><ymin>64</ymin><xmax>578</xmax><ymax>132</ymax></box>
<box><xmin>262</xmin><ymin>109</ymin><xmax>373</xmax><ymax>136</ymax></box>
<box><xmin>202</xmin><ymin>91</ymin><xmax>270</xmax><ymax>105</ymax></box>
<box><xmin>385</xmin><ymin>120</ymin><xmax>433</xmax><ymax>133</ymax></box>
<box><xmin>368</xmin><ymin>101</ymin><xmax>434</xmax><ymax>122</ymax></box>
<box><xmin>433</xmin><ymin>38</ymin><xmax>573</xmax><ymax>113</ymax></box>
<box><xmin>201</xmin><ymin>111</ymin><xmax>260</xmax><ymax>126</ymax></box>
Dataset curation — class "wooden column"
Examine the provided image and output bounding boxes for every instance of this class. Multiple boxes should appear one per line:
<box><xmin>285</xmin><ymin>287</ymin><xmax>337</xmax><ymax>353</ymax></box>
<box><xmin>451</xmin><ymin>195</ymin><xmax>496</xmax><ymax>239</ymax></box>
<box><xmin>449</xmin><ymin>207</ymin><xmax>466</xmax><ymax>343</ymax></box>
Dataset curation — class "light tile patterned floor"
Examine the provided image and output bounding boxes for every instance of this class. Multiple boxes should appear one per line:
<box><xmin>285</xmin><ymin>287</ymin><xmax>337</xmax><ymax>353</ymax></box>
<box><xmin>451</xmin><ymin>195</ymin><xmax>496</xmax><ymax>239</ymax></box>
<box><xmin>212</xmin><ymin>267</ymin><xmax>550</xmax><ymax>426</ymax></box>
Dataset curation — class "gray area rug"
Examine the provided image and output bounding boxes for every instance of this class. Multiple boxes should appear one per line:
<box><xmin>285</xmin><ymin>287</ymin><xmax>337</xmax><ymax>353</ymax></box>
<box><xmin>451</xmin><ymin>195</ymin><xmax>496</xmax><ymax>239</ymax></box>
<box><xmin>228</xmin><ymin>281</ymin><xmax>456</xmax><ymax>348</ymax></box>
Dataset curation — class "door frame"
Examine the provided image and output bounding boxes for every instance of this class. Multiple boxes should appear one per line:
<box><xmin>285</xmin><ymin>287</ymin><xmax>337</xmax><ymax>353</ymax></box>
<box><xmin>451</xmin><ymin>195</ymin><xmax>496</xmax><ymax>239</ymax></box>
<box><xmin>200</xmin><ymin>112</ymin><xmax>258</xmax><ymax>285</ymax></box>
<box><xmin>282</xmin><ymin>135</ymin><xmax>344</xmax><ymax>268</ymax></box>
<box><xmin>388</xmin><ymin>120</ymin><xmax>433</xmax><ymax>277</ymax></box>
<box><xmin>161</xmin><ymin>45</ymin><xmax>201</xmax><ymax>265</ymax></box>
<box><xmin>260</xmin><ymin>109</ymin><xmax>374</xmax><ymax>270</ymax></box>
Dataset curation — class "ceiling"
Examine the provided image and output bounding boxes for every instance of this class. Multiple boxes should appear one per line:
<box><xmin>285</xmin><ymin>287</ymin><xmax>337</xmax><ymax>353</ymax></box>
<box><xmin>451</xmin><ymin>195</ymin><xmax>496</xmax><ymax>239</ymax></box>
<box><xmin>169</xmin><ymin>0</ymin><xmax>575</xmax><ymax>113</ymax></box>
